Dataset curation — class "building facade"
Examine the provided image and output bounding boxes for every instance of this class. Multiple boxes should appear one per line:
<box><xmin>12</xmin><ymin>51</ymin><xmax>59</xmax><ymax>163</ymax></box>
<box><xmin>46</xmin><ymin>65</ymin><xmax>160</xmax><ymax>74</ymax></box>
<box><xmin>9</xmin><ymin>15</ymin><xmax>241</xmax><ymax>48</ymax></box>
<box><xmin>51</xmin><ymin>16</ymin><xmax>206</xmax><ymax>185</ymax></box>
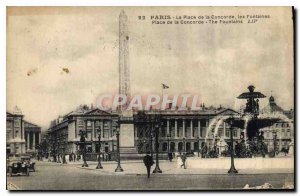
<box><xmin>48</xmin><ymin>105</ymin><xmax>250</xmax><ymax>156</ymax></box>
<box><xmin>261</xmin><ymin>96</ymin><xmax>294</xmax><ymax>152</ymax></box>
<box><xmin>48</xmin><ymin>95</ymin><xmax>294</xmax><ymax>157</ymax></box>
<box><xmin>48</xmin><ymin>105</ymin><xmax>119</xmax><ymax>155</ymax></box>
<box><xmin>6</xmin><ymin>107</ymin><xmax>42</xmax><ymax>155</ymax></box>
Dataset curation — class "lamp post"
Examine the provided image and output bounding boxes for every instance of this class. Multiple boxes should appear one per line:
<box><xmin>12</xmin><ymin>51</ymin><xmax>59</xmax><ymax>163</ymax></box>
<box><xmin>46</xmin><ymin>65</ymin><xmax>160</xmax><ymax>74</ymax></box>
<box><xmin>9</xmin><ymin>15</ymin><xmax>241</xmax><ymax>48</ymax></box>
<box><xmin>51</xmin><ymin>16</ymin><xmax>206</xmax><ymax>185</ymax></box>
<box><xmin>153</xmin><ymin>122</ymin><xmax>162</xmax><ymax>173</ymax></box>
<box><xmin>150</xmin><ymin>132</ymin><xmax>153</xmax><ymax>157</ymax></box>
<box><xmin>115</xmin><ymin>126</ymin><xmax>123</xmax><ymax>172</ymax></box>
<box><xmin>96</xmin><ymin>129</ymin><xmax>103</xmax><ymax>169</ymax></box>
<box><xmin>197</xmin><ymin>136</ymin><xmax>200</xmax><ymax>157</ymax></box>
<box><xmin>79</xmin><ymin>130</ymin><xmax>88</xmax><ymax>167</ymax></box>
<box><xmin>227</xmin><ymin>117</ymin><xmax>238</xmax><ymax>174</ymax></box>
<box><xmin>143</xmin><ymin>139</ymin><xmax>147</xmax><ymax>153</ymax></box>
<box><xmin>183</xmin><ymin>137</ymin><xmax>186</xmax><ymax>153</ymax></box>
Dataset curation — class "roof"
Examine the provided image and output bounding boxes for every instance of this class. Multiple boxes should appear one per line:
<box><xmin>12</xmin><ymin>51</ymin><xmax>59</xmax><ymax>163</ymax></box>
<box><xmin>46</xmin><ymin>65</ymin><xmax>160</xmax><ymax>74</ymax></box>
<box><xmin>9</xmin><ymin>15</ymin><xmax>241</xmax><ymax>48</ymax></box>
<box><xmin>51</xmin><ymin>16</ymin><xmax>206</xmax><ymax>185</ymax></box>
<box><xmin>6</xmin><ymin>111</ymin><xmax>23</xmax><ymax>117</ymax></box>
<box><xmin>24</xmin><ymin>120</ymin><xmax>41</xmax><ymax>128</ymax></box>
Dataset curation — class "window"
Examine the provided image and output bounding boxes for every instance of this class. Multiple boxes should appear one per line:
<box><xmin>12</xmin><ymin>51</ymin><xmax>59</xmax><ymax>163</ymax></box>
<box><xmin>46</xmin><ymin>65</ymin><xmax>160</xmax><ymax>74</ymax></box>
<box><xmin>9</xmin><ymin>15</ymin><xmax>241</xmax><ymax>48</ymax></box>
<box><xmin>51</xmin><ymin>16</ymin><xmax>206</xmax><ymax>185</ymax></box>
<box><xmin>225</xmin><ymin>130</ymin><xmax>230</xmax><ymax>137</ymax></box>
<box><xmin>14</xmin><ymin>120</ymin><xmax>20</xmax><ymax>127</ymax></box>
<box><xmin>6</xmin><ymin>121</ymin><xmax>12</xmax><ymax>128</ymax></box>
<box><xmin>87</xmin><ymin>121</ymin><xmax>92</xmax><ymax>127</ymax></box>
<box><xmin>162</xmin><ymin>143</ymin><xmax>168</xmax><ymax>152</ymax></box>
<box><xmin>233</xmin><ymin>130</ymin><xmax>237</xmax><ymax>137</ymax></box>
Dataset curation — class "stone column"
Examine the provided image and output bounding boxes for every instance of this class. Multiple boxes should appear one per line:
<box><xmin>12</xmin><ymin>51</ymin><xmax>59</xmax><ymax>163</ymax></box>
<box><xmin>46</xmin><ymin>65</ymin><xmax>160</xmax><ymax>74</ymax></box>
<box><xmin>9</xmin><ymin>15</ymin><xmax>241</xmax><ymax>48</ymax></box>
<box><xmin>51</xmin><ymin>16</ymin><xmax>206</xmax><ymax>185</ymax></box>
<box><xmin>108</xmin><ymin>120</ymin><xmax>111</xmax><ymax>138</ymax></box>
<box><xmin>93</xmin><ymin>120</ymin><xmax>98</xmax><ymax>141</ymax></box>
<box><xmin>33</xmin><ymin>132</ymin><xmax>36</xmax><ymax>150</ymax></box>
<box><xmin>85</xmin><ymin>120</ymin><xmax>88</xmax><ymax>140</ymax></box>
<box><xmin>27</xmin><ymin>132</ymin><xmax>30</xmax><ymax>150</ymax></box>
<box><xmin>92</xmin><ymin>120</ymin><xmax>95</xmax><ymax>140</ymax></box>
<box><xmin>205</xmin><ymin>119</ymin><xmax>209</xmax><ymax>139</ymax></box>
<box><xmin>175</xmin><ymin>120</ymin><xmax>178</xmax><ymax>138</ymax></box>
<box><xmin>92</xmin><ymin>121</ymin><xmax>96</xmax><ymax>152</ymax></box>
<box><xmin>279</xmin><ymin>131</ymin><xmax>282</xmax><ymax>150</ymax></box>
<box><xmin>190</xmin><ymin>120</ymin><xmax>193</xmax><ymax>138</ymax></box>
<box><xmin>21</xmin><ymin>120</ymin><xmax>24</xmax><ymax>154</ymax></box>
<box><xmin>75</xmin><ymin>120</ymin><xmax>77</xmax><ymax>139</ymax></box>
<box><xmin>223</xmin><ymin>122</ymin><xmax>226</xmax><ymax>138</ymax></box>
<box><xmin>167</xmin><ymin>119</ymin><xmax>170</xmax><ymax>136</ymax></box>
<box><xmin>134</xmin><ymin>126</ymin><xmax>137</xmax><ymax>138</ymax></box>
<box><xmin>102</xmin><ymin>120</ymin><xmax>104</xmax><ymax>138</ymax></box>
<box><xmin>183</xmin><ymin>120</ymin><xmax>186</xmax><ymax>138</ymax></box>
<box><xmin>21</xmin><ymin>120</ymin><xmax>23</xmax><ymax>140</ymax></box>
<box><xmin>39</xmin><ymin>132</ymin><xmax>41</xmax><ymax>144</ymax></box>
<box><xmin>198</xmin><ymin>120</ymin><xmax>201</xmax><ymax>138</ymax></box>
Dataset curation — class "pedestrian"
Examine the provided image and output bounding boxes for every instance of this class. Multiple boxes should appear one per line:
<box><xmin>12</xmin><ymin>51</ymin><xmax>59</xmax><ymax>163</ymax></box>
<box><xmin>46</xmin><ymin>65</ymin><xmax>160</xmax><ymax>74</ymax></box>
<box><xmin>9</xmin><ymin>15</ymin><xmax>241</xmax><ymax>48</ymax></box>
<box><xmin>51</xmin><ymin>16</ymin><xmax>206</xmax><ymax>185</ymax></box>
<box><xmin>62</xmin><ymin>154</ymin><xmax>67</xmax><ymax>164</ymax></box>
<box><xmin>69</xmin><ymin>153</ymin><xmax>72</xmax><ymax>162</ymax></box>
<box><xmin>168</xmin><ymin>152</ymin><xmax>173</xmax><ymax>162</ymax></box>
<box><xmin>143</xmin><ymin>151</ymin><xmax>154</xmax><ymax>178</ymax></box>
<box><xmin>73</xmin><ymin>153</ymin><xmax>76</xmax><ymax>162</ymax></box>
<box><xmin>180</xmin><ymin>153</ymin><xmax>187</xmax><ymax>169</ymax></box>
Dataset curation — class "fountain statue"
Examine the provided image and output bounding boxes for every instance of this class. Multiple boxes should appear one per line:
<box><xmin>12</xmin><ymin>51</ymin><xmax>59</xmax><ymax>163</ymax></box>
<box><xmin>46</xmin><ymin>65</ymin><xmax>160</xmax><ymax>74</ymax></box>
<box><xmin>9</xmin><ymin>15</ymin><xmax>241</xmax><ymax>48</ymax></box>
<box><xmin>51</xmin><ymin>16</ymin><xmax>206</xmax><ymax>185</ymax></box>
<box><xmin>219</xmin><ymin>85</ymin><xmax>281</xmax><ymax>158</ymax></box>
<box><xmin>228</xmin><ymin>85</ymin><xmax>280</xmax><ymax>140</ymax></box>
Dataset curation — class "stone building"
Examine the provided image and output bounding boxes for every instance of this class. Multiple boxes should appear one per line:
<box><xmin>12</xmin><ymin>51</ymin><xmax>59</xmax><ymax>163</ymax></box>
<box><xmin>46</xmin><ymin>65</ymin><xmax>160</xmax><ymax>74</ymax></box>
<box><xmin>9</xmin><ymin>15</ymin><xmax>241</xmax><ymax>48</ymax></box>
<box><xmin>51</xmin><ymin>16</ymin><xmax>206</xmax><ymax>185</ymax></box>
<box><xmin>48</xmin><ymin>98</ymin><xmax>294</xmax><ymax>157</ymax></box>
<box><xmin>6</xmin><ymin>107</ymin><xmax>41</xmax><ymax>155</ymax></box>
<box><xmin>48</xmin><ymin>104</ymin><xmax>244</xmax><ymax>155</ymax></box>
<box><xmin>261</xmin><ymin>96</ymin><xmax>294</xmax><ymax>151</ymax></box>
<box><xmin>48</xmin><ymin>105</ymin><xmax>119</xmax><ymax>155</ymax></box>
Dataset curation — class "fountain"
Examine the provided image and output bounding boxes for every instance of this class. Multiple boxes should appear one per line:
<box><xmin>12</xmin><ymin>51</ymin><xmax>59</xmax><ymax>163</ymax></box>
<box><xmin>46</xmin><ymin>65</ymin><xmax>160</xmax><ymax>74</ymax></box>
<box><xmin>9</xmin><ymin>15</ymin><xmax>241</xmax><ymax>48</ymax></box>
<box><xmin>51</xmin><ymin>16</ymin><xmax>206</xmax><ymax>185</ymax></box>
<box><xmin>181</xmin><ymin>85</ymin><xmax>294</xmax><ymax>171</ymax></box>
<box><xmin>225</xmin><ymin>85</ymin><xmax>280</xmax><ymax>141</ymax></box>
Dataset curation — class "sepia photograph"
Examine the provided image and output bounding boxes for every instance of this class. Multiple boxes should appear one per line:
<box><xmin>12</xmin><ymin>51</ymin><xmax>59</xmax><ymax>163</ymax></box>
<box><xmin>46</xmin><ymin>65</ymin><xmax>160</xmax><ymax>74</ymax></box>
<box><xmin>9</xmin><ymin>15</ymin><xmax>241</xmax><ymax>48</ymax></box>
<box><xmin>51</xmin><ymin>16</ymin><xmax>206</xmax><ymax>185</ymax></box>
<box><xmin>5</xmin><ymin>6</ymin><xmax>294</xmax><ymax>190</ymax></box>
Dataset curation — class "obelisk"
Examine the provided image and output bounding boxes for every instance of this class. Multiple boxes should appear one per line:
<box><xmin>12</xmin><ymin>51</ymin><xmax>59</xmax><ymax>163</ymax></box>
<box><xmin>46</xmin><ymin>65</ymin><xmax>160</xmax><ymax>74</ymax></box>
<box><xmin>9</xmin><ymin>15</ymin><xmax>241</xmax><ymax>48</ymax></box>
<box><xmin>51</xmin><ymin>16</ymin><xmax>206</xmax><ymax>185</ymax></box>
<box><xmin>119</xmin><ymin>10</ymin><xmax>135</xmax><ymax>148</ymax></box>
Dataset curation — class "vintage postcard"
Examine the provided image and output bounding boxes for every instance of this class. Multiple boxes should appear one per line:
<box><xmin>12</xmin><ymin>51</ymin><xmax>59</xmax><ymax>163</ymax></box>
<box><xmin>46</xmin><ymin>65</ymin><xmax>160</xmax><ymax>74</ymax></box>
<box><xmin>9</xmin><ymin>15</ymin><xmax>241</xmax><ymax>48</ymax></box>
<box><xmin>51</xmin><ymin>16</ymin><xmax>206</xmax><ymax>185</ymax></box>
<box><xmin>6</xmin><ymin>6</ymin><xmax>294</xmax><ymax>190</ymax></box>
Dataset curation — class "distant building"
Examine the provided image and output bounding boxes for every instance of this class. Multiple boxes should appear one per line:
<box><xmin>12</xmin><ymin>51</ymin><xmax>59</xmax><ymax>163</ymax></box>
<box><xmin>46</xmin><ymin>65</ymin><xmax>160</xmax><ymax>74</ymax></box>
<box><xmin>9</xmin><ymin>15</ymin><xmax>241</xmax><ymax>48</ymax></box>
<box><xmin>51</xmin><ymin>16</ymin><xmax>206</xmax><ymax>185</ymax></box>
<box><xmin>261</xmin><ymin>96</ymin><xmax>294</xmax><ymax>151</ymax></box>
<box><xmin>6</xmin><ymin>107</ymin><xmax>41</xmax><ymax>155</ymax></box>
<box><xmin>48</xmin><ymin>104</ymin><xmax>243</xmax><ymax>156</ymax></box>
<box><xmin>48</xmin><ymin>97</ymin><xmax>294</xmax><ymax>157</ymax></box>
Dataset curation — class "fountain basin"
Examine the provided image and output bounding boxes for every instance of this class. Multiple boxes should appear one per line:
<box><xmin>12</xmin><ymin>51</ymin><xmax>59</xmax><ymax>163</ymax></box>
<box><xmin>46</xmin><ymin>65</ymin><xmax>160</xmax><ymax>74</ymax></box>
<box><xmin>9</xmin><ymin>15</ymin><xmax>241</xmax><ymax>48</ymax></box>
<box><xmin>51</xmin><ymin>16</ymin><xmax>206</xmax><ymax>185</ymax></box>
<box><xmin>177</xmin><ymin>157</ymin><xmax>294</xmax><ymax>170</ymax></box>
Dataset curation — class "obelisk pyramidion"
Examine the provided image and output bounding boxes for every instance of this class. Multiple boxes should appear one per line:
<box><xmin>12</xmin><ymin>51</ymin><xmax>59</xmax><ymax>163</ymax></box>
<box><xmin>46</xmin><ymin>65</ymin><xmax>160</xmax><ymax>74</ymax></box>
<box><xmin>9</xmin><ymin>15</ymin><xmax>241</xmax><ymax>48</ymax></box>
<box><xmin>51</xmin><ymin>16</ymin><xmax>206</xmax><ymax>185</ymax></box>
<box><xmin>119</xmin><ymin>10</ymin><xmax>135</xmax><ymax>149</ymax></box>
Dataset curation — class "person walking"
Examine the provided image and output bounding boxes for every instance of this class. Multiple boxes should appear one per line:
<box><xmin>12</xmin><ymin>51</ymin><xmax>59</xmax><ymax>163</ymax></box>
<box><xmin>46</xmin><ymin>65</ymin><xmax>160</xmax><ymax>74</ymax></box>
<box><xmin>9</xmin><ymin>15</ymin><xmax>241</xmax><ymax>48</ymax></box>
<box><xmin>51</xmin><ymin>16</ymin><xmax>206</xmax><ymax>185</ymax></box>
<box><xmin>168</xmin><ymin>152</ymin><xmax>173</xmax><ymax>162</ymax></box>
<box><xmin>180</xmin><ymin>153</ymin><xmax>187</xmax><ymax>169</ymax></box>
<box><xmin>69</xmin><ymin>153</ymin><xmax>72</xmax><ymax>162</ymax></box>
<box><xmin>143</xmin><ymin>151</ymin><xmax>154</xmax><ymax>178</ymax></box>
<box><xmin>73</xmin><ymin>153</ymin><xmax>76</xmax><ymax>162</ymax></box>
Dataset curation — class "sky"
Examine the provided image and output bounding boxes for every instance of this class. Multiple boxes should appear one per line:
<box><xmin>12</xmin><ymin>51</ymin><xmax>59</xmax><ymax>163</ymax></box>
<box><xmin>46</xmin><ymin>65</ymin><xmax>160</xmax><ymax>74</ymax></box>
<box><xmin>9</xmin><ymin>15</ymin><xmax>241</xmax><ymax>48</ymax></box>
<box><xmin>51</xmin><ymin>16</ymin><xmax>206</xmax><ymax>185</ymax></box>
<box><xmin>6</xmin><ymin>7</ymin><xmax>294</xmax><ymax>129</ymax></box>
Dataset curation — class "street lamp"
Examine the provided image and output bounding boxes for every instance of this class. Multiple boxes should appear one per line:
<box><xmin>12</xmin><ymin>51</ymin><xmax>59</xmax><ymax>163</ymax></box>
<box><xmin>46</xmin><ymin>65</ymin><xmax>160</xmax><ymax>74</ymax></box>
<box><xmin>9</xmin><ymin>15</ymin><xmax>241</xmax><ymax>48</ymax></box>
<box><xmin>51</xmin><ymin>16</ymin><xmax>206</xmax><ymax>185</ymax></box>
<box><xmin>79</xmin><ymin>130</ymin><xmax>88</xmax><ymax>167</ymax></box>
<box><xmin>96</xmin><ymin>129</ymin><xmax>103</xmax><ymax>169</ymax></box>
<box><xmin>143</xmin><ymin>139</ymin><xmax>147</xmax><ymax>153</ymax></box>
<box><xmin>153</xmin><ymin>122</ymin><xmax>163</xmax><ymax>173</ymax></box>
<box><xmin>197</xmin><ymin>136</ymin><xmax>200</xmax><ymax>157</ymax></box>
<box><xmin>226</xmin><ymin>117</ymin><xmax>238</xmax><ymax>174</ymax></box>
<box><xmin>150</xmin><ymin>132</ymin><xmax>153</xmax><ymax>157</ymax></box>
<box><xmin>183</xmin><ymin>137</ymin><xmax>186</xmax><ymax>153</ymax></box>
<box><xmin>115</xmin><ymin>126</ymin><xmax>123</xmax><ymax>172</ymax></box>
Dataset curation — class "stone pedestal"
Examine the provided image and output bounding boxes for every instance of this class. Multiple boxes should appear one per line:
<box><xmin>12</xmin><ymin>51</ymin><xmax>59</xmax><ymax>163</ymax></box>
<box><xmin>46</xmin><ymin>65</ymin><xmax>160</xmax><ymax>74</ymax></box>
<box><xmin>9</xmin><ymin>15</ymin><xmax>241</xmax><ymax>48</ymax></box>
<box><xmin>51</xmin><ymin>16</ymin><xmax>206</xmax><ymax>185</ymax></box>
<box><xmin>120</xmin><ymin>124</ymin><xmax>134</xmax><ymax>147</ymax></box>
<box><xmin>119</xmin><ymin>111</ymin><xmax>139</xmax><ymax>159</ymax></box>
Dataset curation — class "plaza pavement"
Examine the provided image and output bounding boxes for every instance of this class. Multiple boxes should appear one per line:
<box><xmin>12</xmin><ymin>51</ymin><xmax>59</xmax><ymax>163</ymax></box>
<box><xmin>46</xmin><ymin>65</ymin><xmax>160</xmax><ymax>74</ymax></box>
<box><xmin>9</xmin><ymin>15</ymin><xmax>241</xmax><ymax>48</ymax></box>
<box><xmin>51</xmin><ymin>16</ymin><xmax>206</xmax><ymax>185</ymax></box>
<box><xmin>7</xmin><ymin>160</ymin><xmax>294</xmax><ymax>190</ymax></box>
<box><xmin>57</xmin><ymin>159</ymin><xmax>294</xmax><ymax>175</ymax></box>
